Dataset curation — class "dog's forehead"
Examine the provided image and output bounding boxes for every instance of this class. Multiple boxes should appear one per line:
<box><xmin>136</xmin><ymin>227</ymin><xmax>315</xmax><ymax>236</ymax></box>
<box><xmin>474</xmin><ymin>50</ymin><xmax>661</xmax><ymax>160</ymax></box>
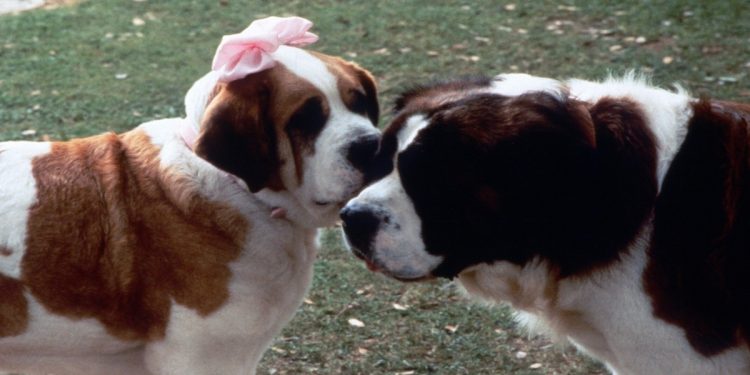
<box><xmin>272</xmin><ymin>46</ymin><xmax>361</xmax><ymax>109</ymax></box>
<box><xmin>272</xmin><ymin>46</ymin><xmax>335</xmax><ymax>91</ymax></box>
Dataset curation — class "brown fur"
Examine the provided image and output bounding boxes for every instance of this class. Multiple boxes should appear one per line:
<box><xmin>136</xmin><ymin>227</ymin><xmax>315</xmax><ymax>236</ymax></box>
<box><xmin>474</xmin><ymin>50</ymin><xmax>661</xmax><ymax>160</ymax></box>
<box><xmin>197</xmin><ymin>65</ymin><xmax>327</xmax><ymax>190</ymax></box>
<box><xmin>312</xmin><ymin>52</ymin><xmax>380</xmax><ymax>125</ymax></box>
<box><xmin>0</xmin><ymin>273</ymin><xmax>27</xmax><ymax>337</ymax></box>
<box><xmin>20</xmin><ymin>130</ymin><xmax>248</xmax><ymax>341</ymax></box>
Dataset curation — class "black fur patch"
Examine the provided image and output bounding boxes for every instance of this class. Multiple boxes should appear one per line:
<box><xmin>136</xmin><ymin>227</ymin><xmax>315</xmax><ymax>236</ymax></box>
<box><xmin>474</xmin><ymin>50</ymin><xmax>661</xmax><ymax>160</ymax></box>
<box><xmin>396</xmin><ymin>92</ymin><xmax>657</xmax><ymax>278</ymax></box>
<box><xmin>645</xmin><ymin>99</ymin><xmax>750</xmax><ymax>356</ymax></box>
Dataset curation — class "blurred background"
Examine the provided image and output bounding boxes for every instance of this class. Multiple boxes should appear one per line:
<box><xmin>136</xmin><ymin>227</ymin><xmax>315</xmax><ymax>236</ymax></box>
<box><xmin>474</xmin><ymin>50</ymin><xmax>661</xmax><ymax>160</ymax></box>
<box><xmin>1</xmin><ymin>1</ymin><xmax>748</xmax><ymax>374</ymax></box>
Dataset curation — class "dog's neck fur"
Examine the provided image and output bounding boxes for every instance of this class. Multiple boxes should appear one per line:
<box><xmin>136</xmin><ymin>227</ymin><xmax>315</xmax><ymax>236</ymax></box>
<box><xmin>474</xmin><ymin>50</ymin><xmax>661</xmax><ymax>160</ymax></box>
<box><xmin>457</xmin><ymin>225</ymin><xmax>750</xmax><ymax>375</ymax></box>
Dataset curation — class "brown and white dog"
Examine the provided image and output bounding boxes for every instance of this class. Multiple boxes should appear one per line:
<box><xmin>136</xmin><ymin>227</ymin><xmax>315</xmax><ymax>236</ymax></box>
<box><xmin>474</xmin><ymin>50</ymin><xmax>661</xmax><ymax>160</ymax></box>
<box><xmin>0</xmin><ymin>44</ymin><xmax>379</xmax><ymax>374</ymax></box>
<box><xmin>341</xmin><ymin>73</ymin><xmax>750</xmax><ymax>374</ymax></box>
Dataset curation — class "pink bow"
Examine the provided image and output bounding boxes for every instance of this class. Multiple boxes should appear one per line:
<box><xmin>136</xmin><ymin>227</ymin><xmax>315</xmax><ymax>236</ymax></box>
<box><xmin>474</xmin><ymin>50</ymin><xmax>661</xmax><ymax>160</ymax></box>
<box><xmin>211</xmin><ymin>16</ymin><xmax>318</xmax><ymax>82</ymax></box>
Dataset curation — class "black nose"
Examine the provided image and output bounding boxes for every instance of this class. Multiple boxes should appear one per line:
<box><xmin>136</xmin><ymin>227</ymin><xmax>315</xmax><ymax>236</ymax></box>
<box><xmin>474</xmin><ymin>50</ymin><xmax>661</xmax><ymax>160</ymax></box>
<box><xmin>346</xmin><ymin>133</ymin><xmax>380</xmax><ymax>173</ymax></box>
<box><xmin>340</xmin><ymin>203</ymin><xmax>380</xmax><ymax>256</ymax></box>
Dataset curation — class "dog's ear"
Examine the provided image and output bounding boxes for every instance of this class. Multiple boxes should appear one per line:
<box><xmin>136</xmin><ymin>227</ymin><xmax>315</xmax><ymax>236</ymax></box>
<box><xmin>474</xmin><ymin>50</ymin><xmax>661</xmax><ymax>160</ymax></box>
<box><xmin>354</xmin><ymin>67</ymin><xmax>380</xmax><ymax>126</ymax></box>
<box><xmin>195</xmin><ymin>77</ymin><xmax>281</xmax><ymax>192</ymax></box>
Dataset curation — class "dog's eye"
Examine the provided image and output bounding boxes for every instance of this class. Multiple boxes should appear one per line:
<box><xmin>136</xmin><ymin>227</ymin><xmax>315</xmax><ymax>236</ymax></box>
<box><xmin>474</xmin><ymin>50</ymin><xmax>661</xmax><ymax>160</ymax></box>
<box><xmin>286</xmin><ymin>96</ymin><xmax>328</xmax><ymax>139</ymax></box>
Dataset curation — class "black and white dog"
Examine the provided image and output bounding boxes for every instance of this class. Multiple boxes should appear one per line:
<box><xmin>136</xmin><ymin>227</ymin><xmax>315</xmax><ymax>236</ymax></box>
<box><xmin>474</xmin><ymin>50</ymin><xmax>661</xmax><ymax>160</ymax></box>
<box><xmin>341</xmin><ymin>73</ymin><xmax>750</xmax><ymax>375</ymax></box>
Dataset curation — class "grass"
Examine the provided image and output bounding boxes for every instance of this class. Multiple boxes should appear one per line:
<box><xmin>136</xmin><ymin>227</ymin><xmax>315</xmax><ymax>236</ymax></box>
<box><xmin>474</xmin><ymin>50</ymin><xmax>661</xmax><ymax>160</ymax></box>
<box><xmin>1</xmin><ymin>0</ymin><xmax>749</xmax><ymax>374</ymax></box>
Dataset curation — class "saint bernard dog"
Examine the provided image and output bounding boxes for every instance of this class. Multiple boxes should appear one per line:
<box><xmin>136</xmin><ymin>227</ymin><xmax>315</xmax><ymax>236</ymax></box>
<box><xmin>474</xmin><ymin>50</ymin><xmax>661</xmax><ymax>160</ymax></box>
<box><xmin>0</xmin><ymin>20</ymin><xmax>380</xmax><ymax>375</ymax></box>
<box><xmin>341</xmin><ymin>73</ymin><xmax>750</xmax><ymax>374</ymax></box>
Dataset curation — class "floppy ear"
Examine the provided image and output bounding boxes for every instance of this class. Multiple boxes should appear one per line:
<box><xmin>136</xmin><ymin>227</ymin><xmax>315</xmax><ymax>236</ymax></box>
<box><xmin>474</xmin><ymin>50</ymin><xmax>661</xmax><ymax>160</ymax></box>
<box><xmin>354</xmin><ymin>67</ymin><xmax>380</xmax><ymax>126</ymax></box>
<box><xmin>194</xmin><ymin>80</ymin><xmax>281</xmax><ymax>192</ymax></box>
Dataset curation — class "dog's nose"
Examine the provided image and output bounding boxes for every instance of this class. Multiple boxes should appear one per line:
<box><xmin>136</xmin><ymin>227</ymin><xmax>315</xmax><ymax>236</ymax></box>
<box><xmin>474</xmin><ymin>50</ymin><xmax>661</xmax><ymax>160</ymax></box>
<box><xmin>340</xmin><ymin>203</ymin><xmax>380</xmax><ymax>256</ymax></box>
<box><xmin>346</xmin><ymin>133</ymin><xmax>380</xmax><ymax>173</ymax></box>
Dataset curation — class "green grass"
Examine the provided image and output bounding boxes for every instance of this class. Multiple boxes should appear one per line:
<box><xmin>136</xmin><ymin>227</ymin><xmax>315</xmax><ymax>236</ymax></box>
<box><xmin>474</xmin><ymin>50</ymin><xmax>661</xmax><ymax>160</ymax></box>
<box><xmin>1</xmin><ymin>0</ymin><xmax>749</xmax><ymax>374</ymax></box>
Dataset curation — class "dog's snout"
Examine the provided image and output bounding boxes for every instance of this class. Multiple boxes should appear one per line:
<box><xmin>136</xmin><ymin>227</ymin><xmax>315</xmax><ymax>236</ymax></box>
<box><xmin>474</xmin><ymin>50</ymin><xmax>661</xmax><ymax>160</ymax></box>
<box><xmin>346</xmin><ymin>133</ymin><xmax>380</xmax><ymax>173</ymax></box>
<box><xmin>340</xmin><ymin>203</ymin><xmax>380</xmax><ymax>256</ymax></box>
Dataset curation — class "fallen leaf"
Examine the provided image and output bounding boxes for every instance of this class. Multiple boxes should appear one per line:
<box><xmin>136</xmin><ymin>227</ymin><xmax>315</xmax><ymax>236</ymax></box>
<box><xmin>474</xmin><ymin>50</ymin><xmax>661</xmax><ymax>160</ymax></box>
<box><xmin>392</xmin><ymin>303</ymin><xmax>408</xmax><ymax>311</ymax></box>
<box><xmin>444</xmin><ymin>324</ymin><xmax>459</xmax><ymax>333</ymax></box>
<box><xmin>270</xmin><ymin>346</ymin><xmax>286</xmax><ymax>354</ymax></box>
<box><xmin>515</xmin><ymin>351</ymin><xmax>527</xmax><ymax>359</ymax></box>
<box><xmin>348</xmin><ymin>318</ymin><xmax>365</xmax><ymax>328</ymax></box>
<box><xmin>132</xmin><ymin>17</ymin><xmax>145</xmax><ymax>26</ymax></box>
<box><xmin>303</xmin><ymin>298</ymin><xmax>315</xmax><ymax>305</ymax></box>
<box><xmin>635</xmin><ymin>36</ymin><xmax>647</xmax><ymax>44</ymax></box>
<box><xmin>357</xmin><ymin>347</ymin><xmax>369</xmax><ymax>355</ymax></box>
<box><xmin>396</xmin><ymin>371</ymin><xmax>415</xmax><ymax>375</ymax></box>
<box><xmin>504</xmin><ymin>3</ymin><xmax>516</xmax><ymax>11</ymax></box>
<box><xmin>373</xmin><ymin>47</ymin><xmax>390</xmax><ymax>55</ymax></box>
<box><xmin>662</xmin><ymin>56</ymin><xmax>674</xmax><ymax>64</ymax></box>
<box><xmin>22</xmin><ymin>129</ymin><xmax>37</xmax><ymax>136</ymax></box>
<box><xmin>529</xmin><ymin>363</ymin><xmax>542</xmax><ymax>369</ymax></box>
<box><xmin>609</xmin><ymin>45</ymin><xmax>623</xmax><ymax>52</ymax></box>
<box><xmin>115</xmin><ymin>73</ymin><xmax>128</xmax><ymax>79</ymax></box>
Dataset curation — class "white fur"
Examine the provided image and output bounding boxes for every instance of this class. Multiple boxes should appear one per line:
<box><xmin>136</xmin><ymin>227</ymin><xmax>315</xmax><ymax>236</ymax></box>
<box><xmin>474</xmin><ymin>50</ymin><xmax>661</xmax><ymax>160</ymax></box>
<box><xmin>1</xmin><ymin>46</ymin><xmax>375</xmax><ymax>375</ymax></box>
<box><xmin>459</xmin><ymin>229</ymin><xmax>750</xmax><ymax>375</ymax></box>
<box><xmin>343</xmin><ymin>74</ymin><xmax>748</xmax><ymax>374</ymax></box>
<box><xmin>0</xmin><ymin>142</ymin><xmax>50</xmax><ymax>279</ymax></box>
<box><xmin>490</xmin><ymin>73</ymin><xmax>566</xmax><ymax>99</ymax></box>
<box><xmin>184</xmin><ymin>70</ymin><xmax>221</xmax><ymax>132</ymax></box>
<box><xmin>343</xmin><ymin>114</ymin><xmax>443</xmax><ymax>279</ymax></box>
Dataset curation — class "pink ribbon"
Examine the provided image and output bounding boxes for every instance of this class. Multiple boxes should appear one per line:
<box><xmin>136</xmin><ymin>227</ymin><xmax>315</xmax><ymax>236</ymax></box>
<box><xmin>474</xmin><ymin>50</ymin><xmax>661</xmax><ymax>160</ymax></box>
<box><xmin>211</xmin><ymin>16</ymin><xmax>318</xmax><ymax>82</ymax></box>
